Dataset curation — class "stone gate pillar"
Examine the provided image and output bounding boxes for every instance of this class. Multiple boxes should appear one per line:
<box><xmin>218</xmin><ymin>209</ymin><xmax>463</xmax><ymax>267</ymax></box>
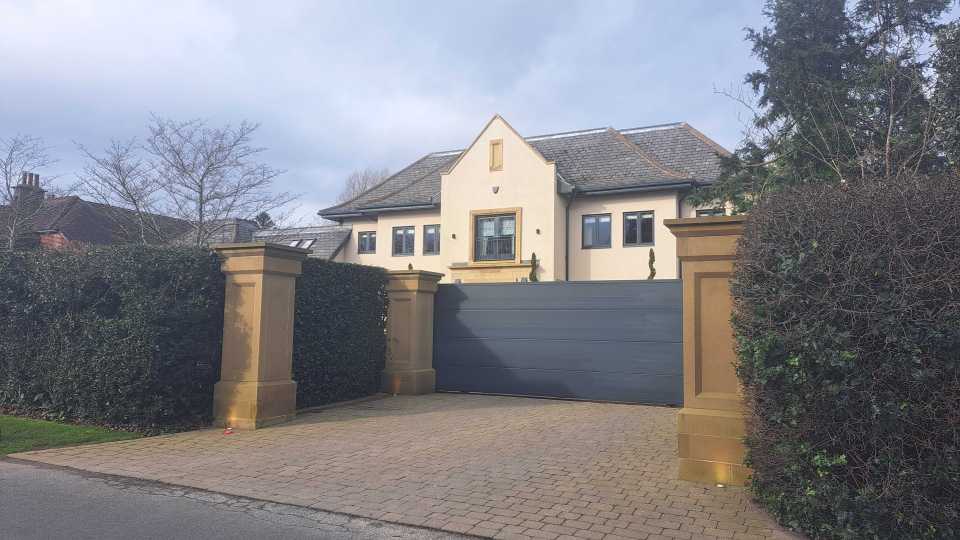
<box><xmin>212</xmin><ymin>243</ymin><xmax>309</xmax><ymax>430</ymax></box>
<box><xmin>382</xmin><ymin>270</ymin><xmax>444</xmax><ymax>395</ymax></box>
<box><xmin>664</xmin><ymin>216</ymin><xmax>749</xmax><ymax>485</ymax></box>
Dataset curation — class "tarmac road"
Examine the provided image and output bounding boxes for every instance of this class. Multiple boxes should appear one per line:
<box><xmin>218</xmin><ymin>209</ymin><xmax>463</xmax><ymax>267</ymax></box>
<box><xmin>0</xmin><ymin>459</ymin><xmax>463</xmax><ymax>540</ymax></box>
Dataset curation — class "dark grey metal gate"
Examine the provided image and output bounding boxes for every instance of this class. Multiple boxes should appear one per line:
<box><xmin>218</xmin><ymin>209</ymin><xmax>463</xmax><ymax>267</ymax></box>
<box><xmin>433</xmin><ymin>280</ymin><xmax>682</xmax><ymax>405</ymax></box>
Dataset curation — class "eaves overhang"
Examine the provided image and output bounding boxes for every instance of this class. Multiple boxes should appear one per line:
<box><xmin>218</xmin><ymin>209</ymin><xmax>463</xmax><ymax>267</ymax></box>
<box><xmin>576</xmin><ymin>180</ymin><xmax>701</xmax><ymax>196</ymax></box>
<box><xmin>318</xmin><ymin>203</ymin><xmax>439</xmax><ymax>219</ymax></box>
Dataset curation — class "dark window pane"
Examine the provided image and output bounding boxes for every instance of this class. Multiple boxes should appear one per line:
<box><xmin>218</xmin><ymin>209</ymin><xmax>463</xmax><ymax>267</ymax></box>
<box><xmin>625</xmin><ymin>212</ymin><xmax>654</xmax><ymax>245</ymax></box>
<box><xmin>640</xmin><ymin>214</ymin><xmax>654</xmax><ymax>244</ymax></box>
<box><xmin>424</xmin><ymin>225</ymin><xmax>439</xmax><ymax>254</ymax></box>
<box><xmin>625</xmin><ymin>215</ymin><xmax>638</xmax><ymax>244</ymax></box>
<box><xmin>598</xmin><ymin>215</ymin><xmax>611</xmax><ymax>246</ymax></box>
<box><xmin>499</xmin><ymin>216</ymin><xmax>515</xmax><ymax>236</ymax></box>
<box><xmin>393</xmin><ymin>230</ymin><xmax>403</xmax><ymax>254</ymax></box>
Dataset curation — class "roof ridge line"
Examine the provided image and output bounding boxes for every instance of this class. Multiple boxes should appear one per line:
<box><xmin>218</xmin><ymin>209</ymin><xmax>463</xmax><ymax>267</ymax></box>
<box><xmin>426</xmin><ymin>121</ymin><xmax>691</xmax><ymax>157</ymax></box>
<box><xmin>677</xmin><ymin>122</ymin><xmax>733</xmax><ymax>157</ymax></box>
<box><xmin>525</xmin><ymin>127</ymin><xmax>610</xmax><ymax>141</ymax></box>
<box><xmin>607</xmin><ymin>128</ymin><xmax>689</xmax><ymax>180</ymax></box>
<box><xmin>618</xmin><ymin>122</ymin><xmax>686</xmax><ymax>134</ymax></box>
<box><xmin>430</xmin><ymin>149</ymin><xmax>463</xmax><ymax>157</ymax></box>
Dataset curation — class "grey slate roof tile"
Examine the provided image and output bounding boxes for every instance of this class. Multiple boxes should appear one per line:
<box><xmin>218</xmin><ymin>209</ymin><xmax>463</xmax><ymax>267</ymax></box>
<box><xmin>252</xmin><ymin>225</ymin><xmax>352</xmax><ymax>260</ymax></box>
<box><xmin>319</xmin><ymin>122</ymin><xmax>726</xmax><ymax>216</ymax></box>
<box><xmin>621</xmin><ymin>123</ymin><xmax>729</xmax><ymax>181</ymax></box>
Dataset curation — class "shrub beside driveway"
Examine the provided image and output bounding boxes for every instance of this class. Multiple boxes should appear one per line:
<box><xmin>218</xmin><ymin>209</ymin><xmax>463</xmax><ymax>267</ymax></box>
<box><xmin>0</xmin><ymin>246</ymin><xmax>225</xmax><ymax>431</ymax></box>
<box><xmin>734</xmin><ymin>178</ymin><xmax>960</xmax><ymax>539</ymax></box>
<box><xmin>293</xmin><ymin>259</ymin><xmax>389</xmax><ymax>408</ymax></box>
<box><xmin>0</xmin><ymin>247</ymin><xmax>391</xmax><ymax>431</ymax></box>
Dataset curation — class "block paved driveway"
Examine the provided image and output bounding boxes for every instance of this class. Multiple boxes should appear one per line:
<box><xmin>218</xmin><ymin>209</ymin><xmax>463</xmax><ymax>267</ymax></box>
<box><xmin>13</xmin><ymin>394</ymin><xmax>800</xmax><ymax>540</ymax></box>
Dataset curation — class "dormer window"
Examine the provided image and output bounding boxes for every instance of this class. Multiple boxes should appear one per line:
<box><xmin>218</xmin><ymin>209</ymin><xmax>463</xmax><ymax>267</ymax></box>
<box><xmin>489</xmin><ymin>139</ymin><xmax>503</xmax><ymax>171</ymax></box>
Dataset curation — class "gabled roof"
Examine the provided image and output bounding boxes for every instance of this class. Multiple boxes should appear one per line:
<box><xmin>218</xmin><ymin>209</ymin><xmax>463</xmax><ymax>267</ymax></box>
<box><xmin>319</xmin><ymin>121</ymin><xmax>729</xmax><ymax>218</ymax></box>
<box><xmin>252</xmin><ymin>225</ymin><xmax>352</xmax><ymax>260</ymax></box>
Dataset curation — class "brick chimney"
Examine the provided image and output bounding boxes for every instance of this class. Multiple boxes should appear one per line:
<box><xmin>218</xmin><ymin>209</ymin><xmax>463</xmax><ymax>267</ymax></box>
<box><xmin>13</xmin><ymin>172</ymin><xmax>45</xmax><ymax>214</ymax></box>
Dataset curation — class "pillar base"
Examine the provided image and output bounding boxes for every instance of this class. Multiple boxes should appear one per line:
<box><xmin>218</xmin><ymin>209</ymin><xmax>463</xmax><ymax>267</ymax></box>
<box><xmin>677</xmin><ymin>407</ymin><xmax>751</xmax><ymax>486</ymax></box>
<box><xmin>213</xmin><ymin>380</ymin><xmax>297</xmax><ymax>430</ymax></box>
<box><xmin>381</xmin><ymin>368</ymin><xmax>436</xmax><ymax>395</ymax></box>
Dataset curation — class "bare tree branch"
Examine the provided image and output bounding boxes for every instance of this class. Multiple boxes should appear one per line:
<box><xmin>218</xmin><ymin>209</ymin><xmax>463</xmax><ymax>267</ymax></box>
<box><xmin>337</xmin><ymin>167</ymin><xmax>391</xmax><ymax>203</ymax></box>
<box><xmin>76</xmin><ymin>138</ymin><xmax>166</xmax><ymax>244</ymax></box>
<box><xmin>145</xmin><ymin>115</ymin><xmax>297</xmax><ymax>246</ymax></box>
<box><xmin>0</xmin><ymin>135</ymin><xmax>56</xmax><ymax>250</ymax></box>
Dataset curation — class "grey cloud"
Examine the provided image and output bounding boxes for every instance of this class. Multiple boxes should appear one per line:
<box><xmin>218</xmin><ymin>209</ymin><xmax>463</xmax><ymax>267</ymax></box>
<box><xmin>0</xmin><ymin>0</ymin><xmax>765</xmax><ymax>222</ymax></box>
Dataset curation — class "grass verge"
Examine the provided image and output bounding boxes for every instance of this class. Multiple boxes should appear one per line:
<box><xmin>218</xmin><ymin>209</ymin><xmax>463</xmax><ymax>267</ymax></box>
<box><xmin>0</xmin><ymin>415</ymin><xmax>140</xmax><ymax>456</ymax></box>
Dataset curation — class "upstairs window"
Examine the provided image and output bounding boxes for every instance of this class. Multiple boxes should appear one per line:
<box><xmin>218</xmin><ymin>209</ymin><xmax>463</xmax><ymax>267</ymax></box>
<box><xmin>624</xmin><ymin>211</ymin><xmax>654</xmax><ymax>246</ymax></box>
<box><xmin>423</xmin><ymin>224</ymin><xmax>440</xmax><ymax>255</ymax></box>
<box><xmin>582</xmin><ymin>214</ymin><xmax>612</xmax><ymax>249</ymax></box>
<box><xmin>696</xmin><ymin>208</ymin><xmax>725</xmax><ymax>217</ymax></box>
<box><xmin>392</xmin><ymin>226</ymin><xmax>415</xmax><ymax>256</ymax></box>
<box><xmin>489</xmin><ymin>139</ymin><xmax>503</xmax><ymax>171</ymax></box>
<box><xmin>475</xmin><ymin>213</ymin><xmax>515</xmax><ymax>261</ymax></box>
<box><xmin>358</xmin><ymin>231</ymin><xmax>376</xmax><ymax>254</ymax></box>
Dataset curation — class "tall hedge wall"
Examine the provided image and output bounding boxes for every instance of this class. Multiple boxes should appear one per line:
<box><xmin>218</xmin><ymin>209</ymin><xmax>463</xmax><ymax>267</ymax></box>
<box><xmin>0</xmin><ymin>246</ymin><xmax>224</xmax><ymax>431</ymax></box>
<box><xmin>292</xmin><ymin>259</ymin><xmax>388</xmax><ymax>408</ymax></box>
<box><xmin>733</xmin><ymin>178</ymin><xmax>960</xmax><ymax>539</ymax></box>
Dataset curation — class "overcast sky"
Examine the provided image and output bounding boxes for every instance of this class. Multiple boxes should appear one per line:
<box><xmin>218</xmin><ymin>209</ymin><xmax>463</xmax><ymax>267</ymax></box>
<box><xmin>1</xmin><ymin>1</ymin><xmax>767</xmax><ymax>222</ymax></box>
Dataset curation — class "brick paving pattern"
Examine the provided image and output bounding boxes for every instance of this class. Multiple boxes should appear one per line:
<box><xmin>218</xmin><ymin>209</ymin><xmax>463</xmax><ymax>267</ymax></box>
<box><xmin>13</xmin><ymin>394</ymin><xmax>801</xmax><ymax>539</ymax></box>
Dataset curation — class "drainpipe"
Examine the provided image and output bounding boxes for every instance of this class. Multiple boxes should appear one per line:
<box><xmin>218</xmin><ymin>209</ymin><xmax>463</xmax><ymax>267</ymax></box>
<box><xmin>564</xmin><ymin>189</ymin><xmax>578</xmax><ymax>281</ymax></box>
<box><xmin>676</xmin><ymin>191</ymin><xmax>685</xmax><ymax>279</ymax></box>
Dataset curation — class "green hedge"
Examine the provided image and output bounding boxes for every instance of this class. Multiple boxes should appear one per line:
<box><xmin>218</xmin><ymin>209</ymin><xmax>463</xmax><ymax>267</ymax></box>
<box><xmin>733</xmin><ymin>177</ymin><xmax>960</xmax><ymax>539</ymax></box>
<box><xmin>0</xmin><ymin>246</ymin><xmax>224</xmax><ymax>431</ymax></box>
<box><xmin>293</xmin><ymin>259</ymin><xmax>388</xmax><ymax>408</ymax></box>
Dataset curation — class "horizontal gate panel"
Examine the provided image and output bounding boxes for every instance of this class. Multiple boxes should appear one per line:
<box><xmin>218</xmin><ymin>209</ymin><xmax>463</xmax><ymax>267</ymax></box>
<box><xmin>436</xmin><ymin>366</ymin><xmax>681</xmax><ymax>404</ymax></box>
<box><xmin>435</xmin><ymin>309</ymin><xmax>681</xmax><ymax>342</ymax></box>
<box><xmin>433</xmin><ymin>280</ymin><xmax>682</xmax><ymax>405</ymax></box>
<box><xmin>435</xmin><ymin>280</ymin><xmax>681</xmax><ymax>310</ymax></box>
<box><xmin>435</xmin><ymin>338</ymin><xmax>680</xmax><ymax>374</ymax></box>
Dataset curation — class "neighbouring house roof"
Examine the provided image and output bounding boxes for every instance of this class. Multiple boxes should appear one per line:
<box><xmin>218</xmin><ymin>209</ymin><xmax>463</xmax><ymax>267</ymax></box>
<box><xmin>252</xmin><ymin>225</ymin><xmax>352</xmax><ymax>260</ymax></box>
<box><xmin>319</xmin><ymin>121</ymin><xmax>729</xmax><ymax>218</ymax></box>
<box><xmin>1</xmin><ymin>195</ymin><xmax>260</xmax><ymax>248</ymax></box>
<box><xmin>177</xmin><ymin>218</ymin><xmax>259</xmax><ymax>246</ymax></box>
<box><xmin>0</xmin><ymin>195</ymin><xmax>194</xmax><ymax>245</ymax></box>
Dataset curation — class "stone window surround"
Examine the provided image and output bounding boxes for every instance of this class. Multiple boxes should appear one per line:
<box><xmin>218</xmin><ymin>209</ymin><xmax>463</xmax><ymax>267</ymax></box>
<box><xmin>469</xmin><ymin>207</ymin><xmax>522</xmax><ymax>265</ymax></box>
